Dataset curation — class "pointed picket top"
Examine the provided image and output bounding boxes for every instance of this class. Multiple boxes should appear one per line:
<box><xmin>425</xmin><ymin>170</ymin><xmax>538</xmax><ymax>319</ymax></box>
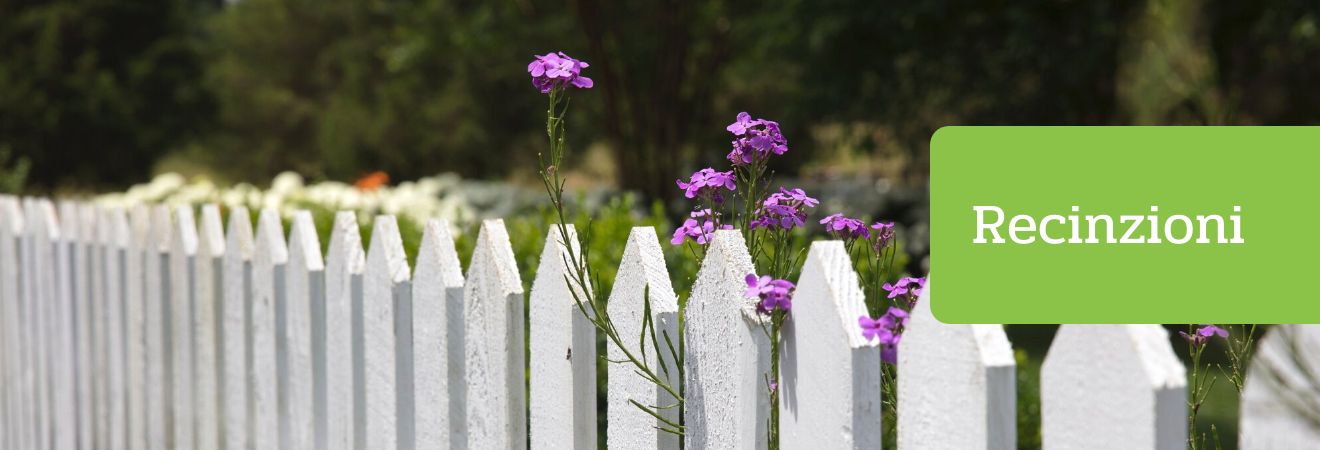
<box><xmin>897</xmin><ymin>276</ymin><xmax>1015</xmax><ymax>450</ymax></box>
<box><xmin>363</xmin><ymin>215</ymin><xmax>408</xmax><ymax>450</ymax></box>
<box><xmin>249</xmin><ymin>208</ymin><xmax>287</xmax><ymax>450</ymax></box>
<box><xmin>1240</xmin><ymin>325</ymin><xmax>1320</xmax><ymax>448</ymax></box>
<box><xmin>126</xmin><ymin>203</ymin><xmax>150</xmax><ymax>450</ymax></box>
<box><xmin>101</xmin><ymin>207</ymin><xmax>129</xmax><ymax>450</ymax></box>
<box><xmin>221</xmin><ymin>206</ymin><xmax>254</xmax><ymax>450</ymax></box>
<box><xmin>412</xmin><ymin>219</ymin><xmax>464</xmax><ymax>450</ymax></box>
<box><xmin>684</xmin><ymin>229</ymin><xmax>770</xmax><ymax>449</ymax></box>
<box><xmin>1041</xmin><ymin>324</ymin><xmax>1185</xmax><ymax>449</ymax></box>
<box><xmin>323</xmin><ymin>212</ymin><xmax>362</xmax><ymax>450</ymax></box>
<box><xmin>529</xmin><ymin>225</ymin><xmax>597</xmax><ymax>449</ymax></box>
<box><xmin>606</xmin><ymin>227</ymin><xmax>679</xmax><ymax>450</ymax></box>
<box><xmin>463</xmin><ymin>219</ymin><xmax>526</xmax><ymax>450</ymax></box>
<box><xmin>778</xmin><ymin>241</ymin><xmax>882</xmax><ymax>449</ymax></box>
<box><xmin>193</xmin><ymin>205</ymin><xmax>224</xmax><ymax>450</ymax></box>
<box><xmin>283</xmin><ymin>211</ymin><xmax>321</xmax><ymax>450</ymax></box>
<box><xmin>199</xmin><ymin>205</ymin><xmax>225</xmax><ymax>260</ymax></box>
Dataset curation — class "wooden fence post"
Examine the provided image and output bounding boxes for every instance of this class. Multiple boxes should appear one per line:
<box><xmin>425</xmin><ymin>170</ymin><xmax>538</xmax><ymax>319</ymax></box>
<box><xmin>52</xmin><ymin>201</ymin><xmax>76</xmax><ymax>448</ymax></box>
<box><xmin>221</xmin><ymin>207</ymin><xmax>253</xmax><ymax>450</ymax></box>
<box><xmin>252</xmin><ymin>208</ymin><xmax>287</xmax><ymax>450</ymax></box>
<box><xmin>82</xmin><ymin>201</ymin><xmax>104</xmax><ymax>448</ymax></box>
<box><xmin>779</xmin><ymin>241</ymin><xmax>882</xmax><ymax>449</ymax></box>
<box><xmin>363</xmin><ymin>215</ymin><xmax>409</xmax><ymax>450</ymax></box>
<box><xmin>0</xmin><ymin>196</ymin><xmax>19</xmax><ymax>450</ymax></box>
<box><xmin>412</xmin><ymin>219</ymin><xmax>464</xmax><ymax>450</ymax></box>
<box><xmin>145</xmin><ymin>204</ymin><xmax>172</xmax><ymax>450</ymax></box>
<box><xmin>463</xmin><ymin>219</ymin><xmax>526</xmax><ymax>449</ymax></box>
<box><xmin>284</xmin><ymin>211</ymin><xmax>322</xmax><ymax>450</ymax></box>
<box><xmin>324</xmin><ymin>212</ymin><xmax>363</xmax><ymax>450</ymax></box>
<box><xmin>127</xmin><ymin>204</ymin><xmax>150</xmax><ymax>450</ymax></box>
<box><xmin>1240</xmin><ymin>324</ymin><xmax>1320</xmax><ymax>448</ymax></box>
<box><xmin>0</xmin><ymin>196</ymin><xmax>17</xmax><ymax>450</ymax></box>
<box><xmin>105</xmin><ymin>207</ymin><xmax>131</xmax><ymax>450</ymax></box>
<box><xmin>172</xmin><ymin>205</ymin><xmax>199</xmax><ymax>450</ymax></box>
<box><xmin>684</xmin><ymin>229</ymin><xmax>769</xmax><ymax>450</ymax></box>
<box><xmin>606</xmin><ymin>227</ymin><xmax>679</xmax><ymax>450</ymax></box>
<box><xmin>1041</xmin><ymin>325</ymin><xmax>1185</xmax><ymax>449</ymax></box>
<box><xmin>897</xmin><ymin>277</ymin><xmax>1015</xmax><ymax>449</ymax></box>
<box><xmin>194</xmin><ymin>205</ymin><xmax>225</xmax><ymax>450</ymax></box>
<box><xmin>530</xmin><ymin>225</ymin><xmax>597</xmax><ymax>449</ymax></box>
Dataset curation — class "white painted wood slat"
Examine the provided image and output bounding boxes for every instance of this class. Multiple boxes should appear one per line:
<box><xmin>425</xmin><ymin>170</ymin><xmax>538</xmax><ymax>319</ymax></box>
<box><xmin>779</xmin><ymin>241</ymin><xmax>882</xmax><ymax>449</ymax></box>
<box><xmin>684</xmin><ymin>229</ymin><xmax>770</xmax><ymax>450</ymax></box>
<box><xmin>606</xmin><ymin>227</ymin><xmax>679</xmax><ymax>450</ymax></box>
<box><xmin>463</xmin><ymin>219</ymin><xmax>526</xmax><ymax>450</ymax></box>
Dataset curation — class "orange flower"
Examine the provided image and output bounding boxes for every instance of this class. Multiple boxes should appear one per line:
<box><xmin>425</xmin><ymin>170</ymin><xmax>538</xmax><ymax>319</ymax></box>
<box><xmin>354</xmin><ymin>171</ymin><xmax>389</xmax><ymax>191</ymax></box>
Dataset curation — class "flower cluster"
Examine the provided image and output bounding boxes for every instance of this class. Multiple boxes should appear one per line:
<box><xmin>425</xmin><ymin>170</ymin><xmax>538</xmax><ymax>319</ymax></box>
<box><xmin>883</xmin><ymin>276</ymin><xmax>927</xmax><ymax>300</ymax></box>
<box><xmin>860</xmin><ymin>307</ymin><xmax>909</xmax><ymax>364</ymax></box>
<box><xmin>871</xmin><ymin>221</ymin><xmax>896</xmax><ymax>249</ymax></box>
<box><xmin>527</xmin><ymin>52</ymin><xmax>594</xmax><ymax>94</ymax></box>
<box><xmin>819</xmin><ymin>213</ymin><xmax>870</xmax><ymax>241</ymax></box>
<box><xmin>746</xmin><ymin>274</ymin><xmax>795</xmax><ymax>315</ymax></box>
<box><xmin>676</xmin><ymin>168</ymin><xmax>736</xmax><ymax>202</ymax></box>
<box><xmin>1180</xmin><ymin>324</ymin><xmax>1228</xmax><ymax>346</ymax></box>
<box><xmin>671</xmin><ymin>209</ymin><xmax>731</xmax><ymax>246</ymax></box>
<box><xmin>750</xmin><ymin>187</ymin><xmax>819</xmax><ymax>231</ymax></box>
<box><xmin>726</xmin><ymin>112</ymin><xmax>788</xmax><ymax>166</ymax></box>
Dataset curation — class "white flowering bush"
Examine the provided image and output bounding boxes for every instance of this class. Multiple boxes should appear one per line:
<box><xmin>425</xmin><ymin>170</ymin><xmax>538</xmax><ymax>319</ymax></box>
<box><xmin>96</xmin><ymin>171</ymin><xmax>478</xmax><ymax>231</ymax></box>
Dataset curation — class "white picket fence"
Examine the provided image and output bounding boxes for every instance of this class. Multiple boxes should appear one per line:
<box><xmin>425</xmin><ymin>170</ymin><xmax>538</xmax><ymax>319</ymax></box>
<box><xmin>0</xmin><ymin>195</ymin><xmax>1317</xmax><ymax>450</ymax></box>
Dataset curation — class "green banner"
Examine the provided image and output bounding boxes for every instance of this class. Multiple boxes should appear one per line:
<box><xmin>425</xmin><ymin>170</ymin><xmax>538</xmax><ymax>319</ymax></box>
<box><xmin>930</xmin><ymin>126</ymin><xmax>1318</xmax><ymax>323</ymax></box>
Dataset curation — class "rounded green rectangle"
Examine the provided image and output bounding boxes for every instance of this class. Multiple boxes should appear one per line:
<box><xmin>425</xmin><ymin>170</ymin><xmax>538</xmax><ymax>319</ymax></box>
<box><xmin>930</xmin><ymin>126</ymin><xmax>1320</xmax><ymax>324</ymax></box>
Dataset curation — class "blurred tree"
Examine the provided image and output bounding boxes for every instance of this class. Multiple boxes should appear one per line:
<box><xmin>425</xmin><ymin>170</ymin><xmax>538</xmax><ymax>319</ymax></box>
<box><xmin>0</xmin><ymin>0</ymin><xmax>214</xmax><ymax>191</ymax></box>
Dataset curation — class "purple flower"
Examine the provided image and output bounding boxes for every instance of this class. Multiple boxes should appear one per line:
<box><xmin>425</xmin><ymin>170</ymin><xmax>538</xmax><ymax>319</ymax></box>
<box><xmin>746</xmin><ymin>273</ymin><xmax>795</xmax><ymax>315</ymax></box>
<box><xmin>1197</xmin><ymin>324</ymin><xmax>1228</xmax><ymax>338</ymax></box>
<box><xmin>670</xmin><ymin>209</ymin><xmax>732</xmax><ymax>246</ymax></box>
<box><xmin>882</xmin><ymin>276</ymin><xmax>927</xmax><ymax>300</ymax></box>
<box><xmin>1181</xmin><ymin>324</ymin><xmax>1227</xmax><ymax>346</ymax></box>
<box><xmin>870</xmin><ymin>221</ymin><xmax>896</xmax><ymax>249</ymax></box>
<box><xmin>528</xmin><ymin>52</ymin><xmax>594</xmax><ymax>94</ymax></box>
<box><xmin>750</xmin><ymin>187</ymin><xmax>819</xmax><ymax>231</ymax></box>
<box><xmin>820</xmin><ymin>213</ymin><xmax>870</xmax><ymax>240</ymax></box>
<box><xmin>725</xmin><ymin>112</ymin><xmax>789</xmax><ymax>165</ymax></box>
<box><xmin>860</xmin><ymin>307</ymin><xmax>910</xmax><ymax>364</ymax></box>
<box><xmin>676</xmin><ymin>168</ymin><xmax>736</xmax><ymax>201</ymax></box>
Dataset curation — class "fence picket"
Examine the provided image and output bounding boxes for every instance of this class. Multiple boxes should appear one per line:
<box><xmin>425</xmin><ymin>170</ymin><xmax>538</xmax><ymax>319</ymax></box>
<box><xmin>172</xmin><ymin>206</ymin><xmax>199</xmax><ymax>450</ymax></box>
<box><xmin>463</xmin><ymin>219</ymin><xmax>526</xmax><ymax>449</ymax></box>
<box><xmin>105</xmin><ymin>207</ymin><xmax>131</xmax><ymax>450</ymax></box>
<box><xmin>898</xmin><ymin>277</ymin><xmax>1015</xmax><ymax>450</ymax></box>
<box><xmin>221</xmin><ymin>207</ymin><xmax>254</xmax><ymax>450</ymax></box>
<box><xmin>324</xmin><ymin>212</ymin><xmax>363</xmax><ymax>450</ymax></box>
<box><xmin>779</xmin><ymin>241</ymin><xmax>882</xmax><ymax>449</ymax></box>
<box><xmin>19</xmin><ymin>199</ymin><xmax>40</xmax><ymax>448</ymax></box>
<box><xmin>364</xmin><ymin>215</ymin><xmax>409</xmax><ymax>450</ymax></box>
<box><xmin>0</xmin><ymin>196</ymin><xmax>15</xmax><ymax>450</ymax></box>
<box><xmin>145</xmin><ymin>205</ymin><xmax>172</xmax><ymax>450</ymax></box>
<box><xmin>194</xmin><ymin>205</ymin><xmax>224</xmax><ymax>450</ymax></box>
<box><xmin>284</xmin><ymin>211</ymin><xmax>322</xmax><ymax>450</ymax></box>
<box><xmin>1240</xmin><ymin>324</ymin><xmax>1320</xmax><ymax>448</ymax></box>
<box><xmin>31</xmin><ymin>199</ymin><xmax>56</xmax><ymax>450</ymax></box>
<box><xmin>49</xmin><ymin>202</ymin><xmax>75</xmax><ymax>450</ymax></box>
<box><xmin>684</xmin><ymin>229</ymin><xmax>769</xmax><ymax>450</ymax></box>
<box><xmin>412</xmin><ymin>219</ymin><xmax>464</xmax><ymax>450</ymax></box>
<box><xmin>252</xmin><ymin>208</ymin><xmax>287</xmax><ymax>450</ymax></box>
<box><xmin>1041</xmin><ymin>325</ymin><xmax>1185</xmax><ymax>449</ymax></box>
<box><xmin>127</xmin><ymin>205</ymin><xmax>151</xmax><ymax>450</ymax></box>
<box><xmin>530</xmin><ymin>225</ymin><xmax>597</xmax><ymax>450</ymax></box>
<box><xmin>86</xmin><ymin>203</ymin><xmax>108</xmax><ymax>450</ymax></box>
<box><xmin>606</xmin><ymin>227</ymin><xmax>679</xmax><ymax>450</ymax></box>
<box><xmin>0</xmin><ymin>196</ymin><xmax>19</xmax><ymax>450</ymax></box>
